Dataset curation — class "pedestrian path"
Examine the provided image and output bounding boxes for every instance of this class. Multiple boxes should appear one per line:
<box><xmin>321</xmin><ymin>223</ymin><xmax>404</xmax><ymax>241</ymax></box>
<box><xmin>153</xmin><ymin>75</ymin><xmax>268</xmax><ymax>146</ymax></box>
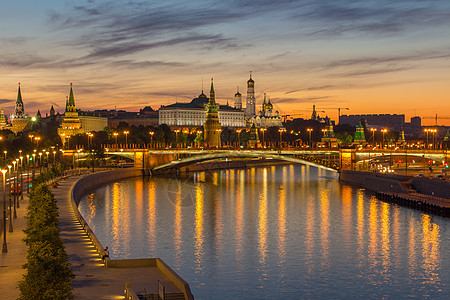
<box><xmin>0</xmin><ymin>190</ymin><xmax>29</xmax><ymax>299</ymax></box>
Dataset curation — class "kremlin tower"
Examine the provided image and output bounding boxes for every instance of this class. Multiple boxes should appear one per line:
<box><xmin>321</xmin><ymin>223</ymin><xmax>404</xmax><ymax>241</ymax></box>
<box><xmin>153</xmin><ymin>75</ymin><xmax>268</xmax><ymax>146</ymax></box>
<box><xmin>234</xmin><ymin>87</ymin><xmax>242</xmax><ymax>110</ymax></box>
<box><xmin>58</xmin><ymin>83</ymin><xmax>84</xmax><ymax>147</ymax></box>
<box><xmin>244</xmin><ymin>72</ymin><xmax>256</xmax><ymax>117</ymax></box>
<box><xmin>203</xmin><ymin>78</ymin><xmax>221</xmax><ymax>148</ymax></box>
<box><xmin>10</xmin><ymin>83</ymin><xmax>30</xmax><ymax>134</ymax></box>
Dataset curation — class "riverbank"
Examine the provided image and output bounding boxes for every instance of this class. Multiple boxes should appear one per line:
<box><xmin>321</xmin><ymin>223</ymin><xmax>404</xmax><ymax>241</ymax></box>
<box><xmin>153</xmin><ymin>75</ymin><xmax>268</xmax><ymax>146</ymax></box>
<box><xmin>58</xmin><ymin>170</ymin><xmax>194</xmax><ymax>299</ymax></box>
<box><xmin>340</xmin><ymin>170</ymin><xmax>450</xmax><ymax>217</ymax></box>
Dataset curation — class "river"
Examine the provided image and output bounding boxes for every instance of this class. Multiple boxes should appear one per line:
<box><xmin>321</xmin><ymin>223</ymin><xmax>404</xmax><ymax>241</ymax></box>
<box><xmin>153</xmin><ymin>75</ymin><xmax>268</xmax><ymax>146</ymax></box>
<box><xmin>79</xmin><ymin>165</ymin><xmax>449</xmax><ymax>299</ymax></box>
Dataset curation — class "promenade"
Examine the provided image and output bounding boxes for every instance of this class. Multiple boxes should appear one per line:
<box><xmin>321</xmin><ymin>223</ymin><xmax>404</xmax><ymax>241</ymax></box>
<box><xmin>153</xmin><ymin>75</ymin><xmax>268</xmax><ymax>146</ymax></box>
<box><xmin>0</xmin><ymin>190</ymin><xmax>29</xmax><ymax>299</ymax></box>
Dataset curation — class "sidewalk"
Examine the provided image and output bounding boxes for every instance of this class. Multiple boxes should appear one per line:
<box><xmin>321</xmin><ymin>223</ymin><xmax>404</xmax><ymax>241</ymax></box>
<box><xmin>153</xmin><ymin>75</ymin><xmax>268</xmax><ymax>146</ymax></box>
<box><xmin>0</xmin><ymin>191</ymin><xmax>29</xmax><ymax>299</ymax></box>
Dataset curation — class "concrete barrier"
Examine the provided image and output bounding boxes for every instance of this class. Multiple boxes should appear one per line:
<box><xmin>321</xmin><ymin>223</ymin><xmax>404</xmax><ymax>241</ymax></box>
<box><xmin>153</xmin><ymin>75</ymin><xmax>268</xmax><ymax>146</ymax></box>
<box><xmin>70</xmin><ymin>169</ymin><xmax>194</xmax><ymax>300</ymax></box>
<box><xmin>412</xmin><ymin>177</ymin><xmax>450</xmax><ymax>199</ymax></box>
<box><xmin>340</xmin><ymin>170</ymin><xmax>409</xmax><ymax>193</ymax></box>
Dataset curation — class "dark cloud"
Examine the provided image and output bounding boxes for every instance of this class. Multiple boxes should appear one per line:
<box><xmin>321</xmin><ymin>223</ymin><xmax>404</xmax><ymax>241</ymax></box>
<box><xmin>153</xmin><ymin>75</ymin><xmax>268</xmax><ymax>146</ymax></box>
<box><xmin>0</xmin><ymin>99</ymin><xmax>14</xmax><ymax>104</ymax></box>
<box><xmin>274</xmin><ymin>96</ymin><xmax>331</xmax><ymax>104</ymax></box>
<box><xmin>285</xmin><ymin>85</ymin><xmax>334</xmax><ymax>94</ymax></box>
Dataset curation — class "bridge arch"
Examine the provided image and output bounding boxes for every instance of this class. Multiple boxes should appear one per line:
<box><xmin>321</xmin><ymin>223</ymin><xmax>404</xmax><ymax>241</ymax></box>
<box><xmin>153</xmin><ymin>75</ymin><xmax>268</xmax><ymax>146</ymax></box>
<box><xmin>151</xmin><ymin>150</ymin><xmax>338</xmax><ymax>174</ymax></box>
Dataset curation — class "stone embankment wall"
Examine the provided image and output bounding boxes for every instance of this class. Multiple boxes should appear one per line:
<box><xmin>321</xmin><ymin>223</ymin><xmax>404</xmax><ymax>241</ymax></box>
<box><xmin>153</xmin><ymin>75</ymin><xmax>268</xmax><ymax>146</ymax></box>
<box><xmin>339</xmin><ymin>170</ymin><xmax>409</xmax><ymax>193</ymax></box>
<box><xmin>412</xmin><ymin>177</ymin><xmax>450</xmax><ymax>199</ymax></box>
<box><xmin>70</xmin><ymin>169</ymin><xmax>194</xmax><ymax>300</ymax></box>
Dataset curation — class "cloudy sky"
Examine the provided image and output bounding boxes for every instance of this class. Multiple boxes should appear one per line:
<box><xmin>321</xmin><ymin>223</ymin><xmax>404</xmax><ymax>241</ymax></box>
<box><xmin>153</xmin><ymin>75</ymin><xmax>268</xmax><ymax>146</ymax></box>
<box><xmin>1</xmin><ymin>0</ymin><xmax>450</xmax><ymax>125</ymax></box>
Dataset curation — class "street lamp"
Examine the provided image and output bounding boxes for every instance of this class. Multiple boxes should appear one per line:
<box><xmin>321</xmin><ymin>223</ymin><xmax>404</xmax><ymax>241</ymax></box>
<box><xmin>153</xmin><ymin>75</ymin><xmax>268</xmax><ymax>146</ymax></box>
<box><xmin>236</xmin><ymin>129</ymin><xmax>241</xmax><ymax>149</ymax></box>
<box><xmin>39</xmin><ymin>152</ymin><xmax>43</xmax><ymax>174</ymax></box>
<box><xmin>424</xmin><ymin>129</ymin><xmax>430</xmax><ymax>149</ymax></box>
<box><xmin>370</xmin><ymin>128</ymin><xmax>377</xmax><ymax>146</ymax></box>
<box><xmin>53</xmin><ymin>151</ymin><xmax>56</xmax><ymax>164</ymax></box>
<box><xmin>7</xmin><ymin>165</ymin><xmax>12</xmax><ymax>232</ymax></box>
<box><xmin>123</xmin><ymin>131</ymin><xmax>129</xmax><ymax>148</ymax></box>
<box><xmin>2</xmin><ymin>169</ymin><xmax>7</xmax><ymax>253</ymax></box>
<box><xmin>3</xmin><ymin>150</ymin><xmax>6</xmax><ymax>163</ymax></box>
<box><xmin>113</xmin><ymin>132</ymin><xmax>119</xmax><ymax>147</ymax></box>
<box><xmin>174</xmin><ymin>130</ymin><xmax>180</xmax><ymax>148</ymax></box>
<box><xmin>149</xmin><ymin>131</ymin><xmax>154</xmax><ymax>148</ymax></box>
<box><xmin>34</xmin><ymin>136</ymin><xmax>41</xmax><ymax>147</ymax></box>
<box><xmin>381</xmin><ymin>129</ymin><xmax>387</xmax><ymax>149</ymax></box>
<box><xmin>307</xmin><ymin>128</ymin><xmax>313</xmax><ymax>148</ymax></box>
<box><xmin>32</xmin><ymin>153</ymin><xmax>36</xmax><ymax>180</ymax></box>
<box><xmin>260</xmin><ymin>128</ymin><xmax>267</xmax><ymax>148</ymax></box>
<box><xmin>431</xmin><ymin>129</ymin><xmax>437</xmax><ymax>150</ymax></box>
<box><xmin>278</xmin><ymin>128</ymin><xmax>286</xmax><ymax>149</ymax></box>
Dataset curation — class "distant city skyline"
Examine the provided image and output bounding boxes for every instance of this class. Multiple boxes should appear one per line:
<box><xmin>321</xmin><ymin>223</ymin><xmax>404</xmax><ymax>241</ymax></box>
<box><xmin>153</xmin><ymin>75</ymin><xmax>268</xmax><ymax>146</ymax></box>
<box><xmin>1</xmin><ymin>1</ymin><xmax>450</xmax><ymax>125</ymax></box>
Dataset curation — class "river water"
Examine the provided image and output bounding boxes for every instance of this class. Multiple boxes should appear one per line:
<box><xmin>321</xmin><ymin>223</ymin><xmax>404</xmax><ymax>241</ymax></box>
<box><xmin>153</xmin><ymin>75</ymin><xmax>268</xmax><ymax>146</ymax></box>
<box><xmin>79</xmin><ymin>165</ymin><xmax>449</xmax><ymax>299</ymax></box>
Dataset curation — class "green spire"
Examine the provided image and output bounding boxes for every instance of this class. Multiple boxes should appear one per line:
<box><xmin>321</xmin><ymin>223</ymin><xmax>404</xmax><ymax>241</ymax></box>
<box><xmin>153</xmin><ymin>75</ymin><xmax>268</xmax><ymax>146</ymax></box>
<box><xmin>354</xmin><ymin>122</ymin><xmax>366</xmax><ymax>142</ymax></box>
<box><xmin>207</xmin><ymin>78</ymin><xmax>218</xmax><ymax>113</ymax></box>
<box><xmin>68</xmin><ymin>83</ymin><xmax>75</xmax><ymax>106</ymax></box>
<box><xmin>17</xmin><ymin>83</ymin><xmax>23</xmax><ymax>105</ymax></box>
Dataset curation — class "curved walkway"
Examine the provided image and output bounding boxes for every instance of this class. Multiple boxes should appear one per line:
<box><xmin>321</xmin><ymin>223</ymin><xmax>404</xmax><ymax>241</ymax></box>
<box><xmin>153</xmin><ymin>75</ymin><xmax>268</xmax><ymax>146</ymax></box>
<box><xmin>55</xmin><ymin>173</ymin><xmax>182</xmax><ymax>299</ymax></box>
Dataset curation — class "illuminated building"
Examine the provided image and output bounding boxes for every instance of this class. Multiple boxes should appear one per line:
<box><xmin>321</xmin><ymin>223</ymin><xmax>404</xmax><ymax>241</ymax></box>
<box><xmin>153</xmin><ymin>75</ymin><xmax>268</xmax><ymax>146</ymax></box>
<box><xmin>58</xmin><ymin>83</ymin><xmax>84</xmax><ymax>146</ymax></box>
<box><xmin>244</xmin><ymin>72</ymin><xmax>256</xmax><ymax>117</ymax></box>
<box><xmin>10</xmin><ymin>83</ymin><xmax>30</xmax><ymax>134</ymax></box>
<box><xmin>203</xmin><ymin>78</ymin><xmax>221</xmax><ymax>147</ymax></box>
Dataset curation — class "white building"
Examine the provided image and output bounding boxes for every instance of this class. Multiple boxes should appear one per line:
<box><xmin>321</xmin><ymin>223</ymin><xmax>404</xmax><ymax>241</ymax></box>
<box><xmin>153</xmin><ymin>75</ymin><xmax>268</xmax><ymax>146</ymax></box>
<box><xmin>249</xmin><ymin>93</ymin><xmax>282</xmax><ymax>128</ymax></box>
<box><xmin>159</xmin><ymin>91</ymin><xmax>245</xmax><ymax>128</ymax></box>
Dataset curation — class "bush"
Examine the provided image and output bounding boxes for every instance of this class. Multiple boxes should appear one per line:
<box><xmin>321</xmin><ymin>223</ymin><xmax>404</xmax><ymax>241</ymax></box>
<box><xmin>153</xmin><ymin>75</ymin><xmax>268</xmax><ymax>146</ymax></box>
<box><xmin>19</xmin><ymin>182</ymin><xmax>74</xmax><ymax>299</ymax></box>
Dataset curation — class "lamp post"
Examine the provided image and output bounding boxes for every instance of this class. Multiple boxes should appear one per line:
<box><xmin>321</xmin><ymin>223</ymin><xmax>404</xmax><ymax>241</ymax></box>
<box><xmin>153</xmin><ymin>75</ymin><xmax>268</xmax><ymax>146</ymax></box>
<box><xmin>34</xmin><ymin>136</ymin><xmax>41</xmax><ymax>148</ymax></box>
<box><xmin>14</xmin><ymin>159</ymin><xmax>19</xmax><ymax>213</ymax></box>
<box><xmin>236</xmin><ymin>129</ymin><xmax>241</xmax><ymax>149</ymax></box>
<box><xmin>113</xmin><ymin>132</ymin><xmax>118</xmax><ymax>148</ymax></box>
<box><xmin>2</xmin><ymin>169</ymin><xmax>7</xmax><ymax>253</ymax></box>
<box><xmin>20</xmin><ymin>156</ymin><xmax>23</xmax><ymax>203</ymax></box>
<box><xmin>307</xmin><ymin>128</ymin><xmax>313</xmax><ymax>148</ymax></box>
<box><xmin>149</xmin><ymin>131</ymin><xmax>154</xmax><ymax>148</ymax></box>
<box><xmin>105</xmin><ymin>148</ymin><xmax>109</xmax><ymax>169</ymax></box>
<box><xmin>32</xmin><ymin>153</ymin><xmax>36</xmax><ymax>180</ymax></box>
<box><xmin>431</xmin><ymin>129</ymin><xmax>437</xmax><ymax>150</ymax></box>
<box><xmin>45</xmin><ymin>151</ymin><xmax>49</xmax><ymax>171</ymax></box>
<box><xmin>53</xmin><ymin>151</ymin><xmax>56</xmax><ymax>164</ymax></box>
<box><xmin>3</xmin><ymin>150</ymin><xmax>6</xmax><ymax>163</ymax></box>
<box><xmin>8</xmin><ymin>165</ymin><xmax>12</xmax><ymax>232</ymax></box>
<box><xmin>260</xmin><ymin>128</ymin><xmax>267</xmax><ymax>148</ymax></box>
<box><xmin>216</xmin><ymin>129</ymin><xmax>222</xmax><ymax>148</ymax></box>
<box><xmin>370</xmin><ymin>128</ymin><xmax>377</xmax><ymax>146</ymax></box>
<box><xmin>278</xmin><ymin>128</ymin><xmax>286</xmax><ymax>149</ymax></box>
<box><xmin>197</xmin><ymin>130</ymin><xmax>203</xmax><ymax>148</ymax></box>
<box><xmin>424</xmin><ymin>129</ymin><xmax>430</xmax><ymax>149</ymax></box>
<box><xmin>381</xmin><ymin>129</ymin><xmax>387</xmax><ymax>149</ymax></box>
<box><xmin>174</xmin><ymin>130</ymin><xmax>180</xmax><ymax>148</ymax></box>
<box><xmin>39</xmin><ymin>152</ymin><xmax>42</xmax><ymax>174</ymax></box>
<box><xmin>123</xmin><ymin>131</ymin><xmax>129</xmax><ymax>149</ymax></box>
<box><xmin>26</xmin><ymin>155</ymin><xmax>30</xmax><ymax>194</ymax></box>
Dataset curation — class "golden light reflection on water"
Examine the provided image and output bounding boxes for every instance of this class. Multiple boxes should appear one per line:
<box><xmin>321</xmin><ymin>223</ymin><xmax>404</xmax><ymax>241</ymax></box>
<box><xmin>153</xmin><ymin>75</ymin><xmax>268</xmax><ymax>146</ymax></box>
<box><xmin>235</xmin><ymin>169</ymin><xmax>244</xmax><ymax>260</ymax></box>
<box><xmin>341</xmin><ymin>186</ymin><xmax>352</xmax><ymax>244</ymax></box>
<box><xmin>368</xmin><ymin>196</ymin><xmax>378</xmax><ymax>273</ymax></box>
<box><xmin>356</xmin><ymin>189</ymin><xmax>365</xmax><ymax>265</ymax></box>
<box><xmin>305</xmin><ymin>194</ymin><xmax>315</xmax><ymax>275</ymax></box>
<box><xmin>408</xmin><ymin>217</ymin><xmax>418</xmax><ymax>273</ymax></box>
<box><xmin>421</xmin><ymin>215</ymin><xmax>441</xmax><ymax>285</ymax></box>
<box><xmin>319</xmin><ymin>188</ymin><xmax>330</xmax><ymax>266</ymax></box>
<box><xmin>380</xmin><ymin>202</ymin><xmax>391</xmax><ymax>276</ymax></box>
<box><xmin>174</xmin><ymin>183</ymin><xmax>183</xmax><ymax>264</ymax></box>
<box><xmin>194</xmin><ymin>185</ymin><xmax>204</xmax><ymax>268</ymax></box>
<box><xmin>147</xmin><ymin>180</ymin><xmax>156</xmax><ymax>253</ymax></box>
<box><xmin>278</xmin><ymin>186</ymin><xmax>286</xmax><ymax>264</ymax></box>
<box><xmin>258</xmin><ymin>168</ymin><xmax>268</xmax><ymax>265</ymax></box>
<box><xmin>134</xmin><ymin>180</ymin><xmax>144</xmax><ymax>233</ymax></box>
<box><xmin>111</xmin><ymin>182</ymin><xmax>121</xmax><ymax>248</ymax></box>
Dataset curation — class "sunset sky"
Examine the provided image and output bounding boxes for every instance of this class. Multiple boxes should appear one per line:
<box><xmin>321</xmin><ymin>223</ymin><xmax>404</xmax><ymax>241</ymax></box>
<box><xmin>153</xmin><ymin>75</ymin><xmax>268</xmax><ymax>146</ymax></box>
<box><xmin>1</xmin><ymin>0</ymin><xmax>449</xmax><ymax>125</ymax></box>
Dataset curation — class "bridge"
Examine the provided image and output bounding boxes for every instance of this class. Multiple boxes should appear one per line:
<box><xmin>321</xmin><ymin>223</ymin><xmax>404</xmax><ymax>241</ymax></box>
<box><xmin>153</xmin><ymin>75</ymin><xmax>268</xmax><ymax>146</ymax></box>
<box><xmin>66</xmin><ymin>148</ymin><xmax>449</xmax><ymax>174</ymax></box>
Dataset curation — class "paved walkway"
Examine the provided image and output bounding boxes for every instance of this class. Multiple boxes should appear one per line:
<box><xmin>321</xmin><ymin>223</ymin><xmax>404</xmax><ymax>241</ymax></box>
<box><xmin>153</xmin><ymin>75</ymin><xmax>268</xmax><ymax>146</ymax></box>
<box><xmin>55</xmin><ymin>173</ymin><xmax>181</xmax><ymax>300</ymax></box>
<box><xmin>0</xmin><ymin>190</ymin><xmax>29</xmax><ymax>299</ymax></box>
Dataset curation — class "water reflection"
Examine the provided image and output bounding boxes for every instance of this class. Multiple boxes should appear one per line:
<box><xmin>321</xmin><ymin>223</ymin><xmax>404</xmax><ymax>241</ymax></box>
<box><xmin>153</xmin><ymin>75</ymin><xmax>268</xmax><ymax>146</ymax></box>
<box><xmin>78</xmin><ymin>165</ymin><xmax>449</xmax><ymax>299</ymax></box>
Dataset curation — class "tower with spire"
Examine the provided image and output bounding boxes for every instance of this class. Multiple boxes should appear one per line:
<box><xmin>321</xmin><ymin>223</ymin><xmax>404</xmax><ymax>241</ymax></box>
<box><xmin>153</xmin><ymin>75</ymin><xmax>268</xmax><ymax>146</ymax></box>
<box><xmin>11</xmin><ymin>82</ymin><xmax>30</xmax><ymax>134</ymax></box>
<box><xmin>234</xmin><ymin>87</ymin><xmax>242</xmax><ymax>110</ymax></box>
<box><xmin>58</xmin><ymin>83</ymin><xmax>84</xmax><ymax>147</ymax></box>
<box><xmin>244</xmin><ymin>72</ymin><xmax>256</xmax><ymax>117</ymax></box>
<box><xmin>203</xmin><ymin>78</ymin><xmax>221</xmax><ymax>148</ymax></box>
<box><xmin>0</xmin><ymin>108</ymin><xmax>7</xmax><ymax>130</ymax></box>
